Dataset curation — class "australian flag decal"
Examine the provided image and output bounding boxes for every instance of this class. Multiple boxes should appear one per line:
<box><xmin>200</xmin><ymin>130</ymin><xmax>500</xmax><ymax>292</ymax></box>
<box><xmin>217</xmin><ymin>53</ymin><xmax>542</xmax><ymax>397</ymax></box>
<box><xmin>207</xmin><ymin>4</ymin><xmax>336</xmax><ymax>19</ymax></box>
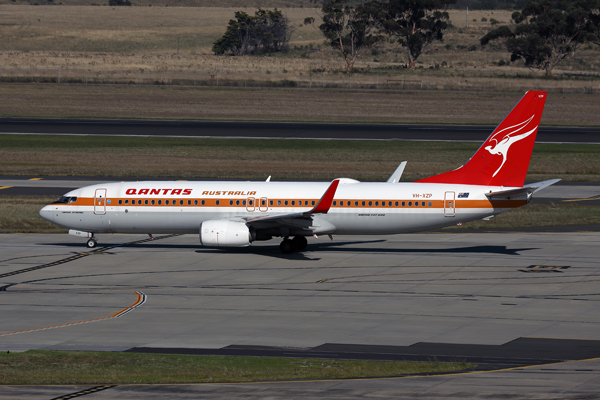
<box><xmin>458</xmin><ymin>193</ymin><xmax>469</xmax><ymax>198</ymax></box>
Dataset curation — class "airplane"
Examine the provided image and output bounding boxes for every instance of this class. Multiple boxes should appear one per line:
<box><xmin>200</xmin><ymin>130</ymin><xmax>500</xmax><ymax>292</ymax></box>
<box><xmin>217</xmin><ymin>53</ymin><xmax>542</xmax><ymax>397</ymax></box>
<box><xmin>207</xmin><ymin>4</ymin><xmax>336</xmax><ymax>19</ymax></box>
<box><xmin>40</xmin><ymin>91</ymin><xmax>560</xmax><ymax>253</ymax></box>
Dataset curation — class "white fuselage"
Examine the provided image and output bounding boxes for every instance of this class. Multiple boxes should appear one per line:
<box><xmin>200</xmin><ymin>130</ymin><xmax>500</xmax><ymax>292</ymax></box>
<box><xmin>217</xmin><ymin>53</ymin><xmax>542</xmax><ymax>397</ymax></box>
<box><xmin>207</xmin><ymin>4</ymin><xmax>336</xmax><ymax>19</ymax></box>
<box><xmin>39</xmin><ymin>180</ymin><xmax>524</xmax><ymax>237</ymax></box>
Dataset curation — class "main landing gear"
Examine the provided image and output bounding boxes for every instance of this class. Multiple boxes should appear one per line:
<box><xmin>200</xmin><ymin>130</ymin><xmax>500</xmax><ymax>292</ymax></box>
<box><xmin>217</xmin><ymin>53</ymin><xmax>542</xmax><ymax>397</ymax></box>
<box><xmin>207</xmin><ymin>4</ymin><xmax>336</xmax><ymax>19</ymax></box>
<box><xmin>279</xmin><ymin>236</ymin><xmax>308</xmax><ymax>254</ymax></box>
<box><xmin>86</xmin><ymin>236</ymin><xmax>98</xmax><ymax>248</ymax></box>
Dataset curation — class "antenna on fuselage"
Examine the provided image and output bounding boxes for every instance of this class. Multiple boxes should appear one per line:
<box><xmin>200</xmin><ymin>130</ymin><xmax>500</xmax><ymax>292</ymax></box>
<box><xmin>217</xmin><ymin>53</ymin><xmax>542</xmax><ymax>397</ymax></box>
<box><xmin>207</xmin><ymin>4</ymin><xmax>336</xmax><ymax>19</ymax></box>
<box><xmin>266</xmin><ymin>176</ymin><xmax>271</xmax><ymax>182</ymax></box>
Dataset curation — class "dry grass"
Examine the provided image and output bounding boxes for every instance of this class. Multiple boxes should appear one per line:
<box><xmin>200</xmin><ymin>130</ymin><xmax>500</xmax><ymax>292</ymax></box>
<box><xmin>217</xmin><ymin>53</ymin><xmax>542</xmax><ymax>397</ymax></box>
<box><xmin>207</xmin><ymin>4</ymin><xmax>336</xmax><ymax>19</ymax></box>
<box><xmin>1</xmin><ymin>135</ymin><xmax>598</xmax><ymax>182</ymax></box>
<box><xmin>0</xmin><ymin>196</ymin><xmax>65</xmax><ymax>233</ymax></box>
<box><xmin>1</xmin><ymin>84</ymin><xmax>599</xmax><ymax>126</ymax></box>
<box><xmin>0</xmin><ymin>5</ymin><xmax>598</xmax><ymax>89</ymax></box>
<box><xmin>446</xmin><ymin>203</ymin><xmax>600</xmax><ymax>229</ymax></box>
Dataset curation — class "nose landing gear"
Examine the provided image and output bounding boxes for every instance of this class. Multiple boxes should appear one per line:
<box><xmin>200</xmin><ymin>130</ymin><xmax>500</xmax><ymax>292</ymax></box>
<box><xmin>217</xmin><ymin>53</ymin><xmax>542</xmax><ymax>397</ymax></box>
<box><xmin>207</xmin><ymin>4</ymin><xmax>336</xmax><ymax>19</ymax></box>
<box><xmin>279</xmin><ymin>236</ymin><xmax>308</xmax><ymax>254</ymax></box>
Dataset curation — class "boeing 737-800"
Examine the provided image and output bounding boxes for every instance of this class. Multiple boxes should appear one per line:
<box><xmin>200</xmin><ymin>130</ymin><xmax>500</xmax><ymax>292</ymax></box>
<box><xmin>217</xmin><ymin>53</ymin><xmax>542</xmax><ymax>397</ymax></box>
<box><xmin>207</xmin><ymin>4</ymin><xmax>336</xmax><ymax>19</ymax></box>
<box><xmin>40</xmin><ymin>91</ymin><xmax>560</xmax><ymax>253</ymax></box>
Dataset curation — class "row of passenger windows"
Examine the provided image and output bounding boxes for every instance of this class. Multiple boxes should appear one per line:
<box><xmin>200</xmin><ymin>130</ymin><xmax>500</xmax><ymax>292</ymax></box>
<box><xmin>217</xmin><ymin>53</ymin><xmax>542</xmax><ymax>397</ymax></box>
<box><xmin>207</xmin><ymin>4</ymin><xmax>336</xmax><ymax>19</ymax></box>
<box><xmin>118</xmin><ymin>199</ymin><xmax>209</xmax><ymax>206</ymax></box>
<box><xmin>116</xmin><ymin>199</ymin><xmax>432</xmax><ymax>207</ymax></box>
<box><xmin>333</xmin><ymin>200</ymin><xmax>432</xmax><ymax>207</ymax></box>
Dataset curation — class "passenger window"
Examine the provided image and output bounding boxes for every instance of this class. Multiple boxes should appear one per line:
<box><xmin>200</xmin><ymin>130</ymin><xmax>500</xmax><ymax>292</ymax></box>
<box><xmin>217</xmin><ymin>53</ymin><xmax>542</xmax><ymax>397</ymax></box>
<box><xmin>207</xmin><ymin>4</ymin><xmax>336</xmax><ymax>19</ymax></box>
<box><xmin>180</xmin><ymin>200</ymin><xmax>183</xmax><ymax>205</ymax></box>
<box><xmin>362</xmin><ymin>201</ymin><xmax>366</xmax><ymax>206</ymax></box>
<box><xmin>242</xmin><ymin>200</ymin><xmax>246</xmax><ymax>205</ymax></box>
<box><xmin>118</xmin><ymin>200</ymin><xmax>122</xmax><ymax>205</ymax></box>
<box><xmin>428</xmin><ymin>201</ymin><xmax>432</xmax><ymax>207</ymax></box>
<box><xmin>138</xmin><ymin>200</ymin><xmax>142</xmax><ymax>205</ymax></box>
<box><xmin>408</xmin><ymin>201</ymin><xmax>412</xmax><ymax>206</ymax></box>
<box><xmin>333</xmin><ymin>201</ymin><xmax>336</xmax><ymax>206</ymax></box>
<box><xmin>188</xmin><ymin>200</ymin><xmax>191</xmax><ymax>205</ymax></box>
<box><xmin>375</xmin><ymin>201</ymin><xmax>379</xmax><ymax>206</ymax></box>
<box><xmin>312</xmin><ymin>201</ymin><xmax>315</xmax><ymax>206</ymax></box>
<box><xmin>422</xmin><ymin>201</ymin><xmax>425</xmax><ymax>207</ymax></box>
<box><xmin>216</xmin><ymin>200</ymin><xmax>220</xmax><ymax>205</ymax></box>
<box><xmin>144</xmin><ymin>200</ymin><xmax>148</xmax><ymax>205</ymax></box>
<box><xmin>165</xmin><ymin>200</ymin><xmax>169</xmax><ymax>205</ymax></box>
<box><xmin>401</xmin><ymin>201</ymin><xmax>405</xmax><ymax>206</ymax></box>
<box><xmin>125</xmin><ymin>200</ymin><xmax>129</xmax><ymax>205</ymax></box>
<box><xmin>249</xmin><ymin>200</ymin><xmax>253</xmax><ymax>206</ymax></box>
<box><xmin>230</xmin><ymin>200</ymin><xmax>234</xmax><ymax>205</ymax></box>
<box><xmin>415</xmin><ymin>201</ymin><xmax>419</xmax><ymax>207</ymax></box>
<box><xmin>381</xmin><ymin>201</ymin><xmax>384</xmax><ymax>207</ymax></box>
<box><xmin>236</xmin><ymin>200</ymin><xmax>240</xmax><ymax>206</ymax></box>
<box><xmin>388</xmin><ymin>201</ymin><xmax>392</xmax><ymax>206</ymax></box>
<box><xmin>201</xmin><ymin>200</ymin><xmax>205</xmax><ymax>205</ymax></box>
<box><xmin>194</xmin><ymin>200</ymin><xmax>198</xmax><ymax>205</ymax></box>
<box><xmin>151</xmin><ymin>200</ymin><xmax>155</xmax><ymax>205</ymax></box>
<box><xmin>270</xmin><ymin>200</ymin><xmax>273</xmax><ymax>206</ymax></box>
<box><xmin>284</xmin><ymin>200</ymin><xmax>288</xmax><ymax>206</ymax></box>
<box><xmin>305</xmin><ymin>201</ymin><xmax>309</xmax><ymax>206</ymax></box>
<box><xmin>291</xmin><ymin>201</ymin><xmax>295</xmax><ymax>206</ymax></box>
<box><xmin>277</xmin><ymin>200</ymin><xmax>281</xmax><ymax>206</ymax></box>
<box><xmin>395</xmin><ymin>201</ymin><xmax>399</xmax><ymax>206</ymax></box>
<box><xmin>355</xmin><ymin>201</ymin><xmax>358</xmax><ymax>206</ymax></box>
<box><xmin>158</xmin><ymin>200</ymin><xmax>162</xmax><ymax>205</ymax></box>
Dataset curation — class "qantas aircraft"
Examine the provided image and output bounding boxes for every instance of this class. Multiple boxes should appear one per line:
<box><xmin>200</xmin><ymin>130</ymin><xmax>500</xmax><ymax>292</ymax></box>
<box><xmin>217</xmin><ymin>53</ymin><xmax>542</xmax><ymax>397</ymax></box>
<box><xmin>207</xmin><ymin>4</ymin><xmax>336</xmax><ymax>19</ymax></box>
<box><xmin>40</xmin><ymin>91</ymin><xmax>559</xmax><ymax>253</ymax></box>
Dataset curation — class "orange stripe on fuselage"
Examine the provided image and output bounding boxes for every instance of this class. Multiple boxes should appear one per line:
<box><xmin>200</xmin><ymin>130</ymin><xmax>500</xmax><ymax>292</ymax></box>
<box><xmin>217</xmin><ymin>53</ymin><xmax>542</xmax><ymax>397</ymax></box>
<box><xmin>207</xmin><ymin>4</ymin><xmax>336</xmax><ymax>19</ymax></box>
<box><xmin>52</xmin><ymin>198</ymin><xmax>525</xmax><ymax>210</ymax></box>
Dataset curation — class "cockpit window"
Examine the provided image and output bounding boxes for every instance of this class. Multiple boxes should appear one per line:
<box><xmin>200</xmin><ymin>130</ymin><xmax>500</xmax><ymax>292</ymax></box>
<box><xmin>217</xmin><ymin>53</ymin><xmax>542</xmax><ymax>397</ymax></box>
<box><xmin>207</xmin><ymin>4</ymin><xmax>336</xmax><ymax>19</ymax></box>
<box><xmin>54</xmin><ymin>196</ymin><xmax>77</xmax><ymax>204</ymax></box>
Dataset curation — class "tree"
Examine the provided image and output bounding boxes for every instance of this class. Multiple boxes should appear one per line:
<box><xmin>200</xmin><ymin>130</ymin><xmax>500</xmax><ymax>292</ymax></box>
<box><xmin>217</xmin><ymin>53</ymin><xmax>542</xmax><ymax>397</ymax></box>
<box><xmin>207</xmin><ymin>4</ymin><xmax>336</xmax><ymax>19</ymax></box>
<box><xmin>309</xmin><ymin>0</ymin><xmax>383</xmax><ymax>74</ymax></box>
<box><xmin>480</xmin><ymin>0</ymin><xmax>600</xmax><ymax>76</ymax></box>
<box><xmin>379</xmin><ymin>0</ymin><xmax>456</xmax><ymax>70</ymax></box>
<box><xmin>108</xmin><ymin>0</ymin><xmax>131</xmax><ymax>5</ymax></box>
<box><xmin>212</xmin><ymin>9</ymin><xmax>291</xmax><ymax>56</ymax></box>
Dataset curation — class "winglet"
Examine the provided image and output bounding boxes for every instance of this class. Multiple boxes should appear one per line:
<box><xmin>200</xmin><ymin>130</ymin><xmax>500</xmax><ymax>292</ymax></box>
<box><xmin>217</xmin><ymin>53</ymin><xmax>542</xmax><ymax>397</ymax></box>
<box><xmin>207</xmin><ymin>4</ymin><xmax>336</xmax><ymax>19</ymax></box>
<box><xmin>387</xmin><ymin>161</ymin><xmax>407</xmax><ymax>183</ymax></box>
<box><xmin>307</xmin><ymin>179</ymin><xmax>340</xmax><ymax>214</ymax></box>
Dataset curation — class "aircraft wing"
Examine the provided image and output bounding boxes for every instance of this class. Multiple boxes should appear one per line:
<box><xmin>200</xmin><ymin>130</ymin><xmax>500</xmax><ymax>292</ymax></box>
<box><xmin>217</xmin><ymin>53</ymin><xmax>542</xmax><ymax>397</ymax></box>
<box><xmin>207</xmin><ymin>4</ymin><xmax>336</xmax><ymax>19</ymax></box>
<box><xmin>243</xmin><ymin>179</ymin><xmax>340</xmax><ymax>230</ymax></box>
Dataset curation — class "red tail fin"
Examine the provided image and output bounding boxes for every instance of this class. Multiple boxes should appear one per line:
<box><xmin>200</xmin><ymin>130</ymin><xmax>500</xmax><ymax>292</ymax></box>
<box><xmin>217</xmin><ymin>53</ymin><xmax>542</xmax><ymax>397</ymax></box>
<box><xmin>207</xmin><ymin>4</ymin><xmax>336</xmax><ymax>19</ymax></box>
<box><xmin>416</xmin><ymin>91</ymin><xmax>547</xmax><ymax>187</ymax></box>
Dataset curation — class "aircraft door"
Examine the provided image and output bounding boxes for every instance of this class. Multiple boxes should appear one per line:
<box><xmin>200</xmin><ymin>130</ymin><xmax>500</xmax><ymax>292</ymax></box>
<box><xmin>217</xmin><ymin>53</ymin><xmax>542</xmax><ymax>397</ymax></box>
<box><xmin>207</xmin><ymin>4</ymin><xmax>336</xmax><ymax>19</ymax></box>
<box><xmin>94</xmin><ymin>189</ymin><xmax>107</xmax><ymax>215</ymax></box>
<box><xmin>444</xmin><ymin>191</ymin><xmax>455</xmax><ymax>217</ymax></box>
<box><xmin>259</xmin><ymin>197</ymin><xmax>268</xmax><ymax>212</ymax></box>
<box><xmin>246</xmin><ymin>197</ymin><xmax>256</xmax><ymax>212</ymax></box>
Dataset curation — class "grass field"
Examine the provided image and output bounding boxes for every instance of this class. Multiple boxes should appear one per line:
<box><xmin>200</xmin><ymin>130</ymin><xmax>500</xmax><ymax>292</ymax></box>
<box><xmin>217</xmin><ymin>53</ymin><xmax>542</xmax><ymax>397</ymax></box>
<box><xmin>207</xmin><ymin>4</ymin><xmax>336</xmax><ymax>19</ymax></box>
<box><xmin>0</xmin><ymin>350</ymin><xmax>474</xmax><ymax>384</ymax></box>
<box><xmin>0</xmin><ymin>5</ymin><xmax>598</xmax><ymax>89</ymax></box>
<box><xmin>1</xmin><ymin>85</ymin><xmax>600</xmax><ymax>126</ymax></box>
<box><xmin>1</xmin><ymin>135</ymin><xmax>599</xmax><ymax>181</ymax></box>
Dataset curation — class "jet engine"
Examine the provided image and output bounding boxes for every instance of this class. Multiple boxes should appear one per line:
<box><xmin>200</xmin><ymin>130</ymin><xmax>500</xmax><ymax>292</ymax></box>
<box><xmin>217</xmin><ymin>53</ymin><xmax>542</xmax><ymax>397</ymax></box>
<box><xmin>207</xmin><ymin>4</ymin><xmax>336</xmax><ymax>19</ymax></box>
<box><xmin>199</xmin><ymin>220</ymin><xmax>253</xmax><ymax>247</ymax></box>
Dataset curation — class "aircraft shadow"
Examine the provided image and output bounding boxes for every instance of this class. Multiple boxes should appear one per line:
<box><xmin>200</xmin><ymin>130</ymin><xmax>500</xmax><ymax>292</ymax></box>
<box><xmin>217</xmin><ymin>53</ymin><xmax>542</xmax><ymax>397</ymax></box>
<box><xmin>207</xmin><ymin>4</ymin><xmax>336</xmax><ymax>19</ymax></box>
<box><xmin>40</xmin><ymin>241</ymin><xmax>536</xmax><ymax>258</ymax></box>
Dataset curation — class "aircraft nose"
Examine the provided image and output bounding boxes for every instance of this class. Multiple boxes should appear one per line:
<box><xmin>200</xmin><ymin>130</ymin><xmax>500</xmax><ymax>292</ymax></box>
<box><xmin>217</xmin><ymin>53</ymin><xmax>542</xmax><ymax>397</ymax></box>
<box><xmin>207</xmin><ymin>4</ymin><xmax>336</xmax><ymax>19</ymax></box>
<box><xmin>39</xmin><ymin>205</ymin><xmax>55</xmax><ymax>223</ymax></box>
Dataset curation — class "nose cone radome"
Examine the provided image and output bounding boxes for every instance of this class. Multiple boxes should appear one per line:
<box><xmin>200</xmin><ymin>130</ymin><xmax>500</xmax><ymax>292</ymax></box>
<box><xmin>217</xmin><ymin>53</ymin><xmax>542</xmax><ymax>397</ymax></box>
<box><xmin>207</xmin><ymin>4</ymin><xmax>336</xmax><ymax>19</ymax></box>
<box><xmin>39</xmin><ymin>205</ymin><xmax>54</xmax><ymax>223</ymax></box>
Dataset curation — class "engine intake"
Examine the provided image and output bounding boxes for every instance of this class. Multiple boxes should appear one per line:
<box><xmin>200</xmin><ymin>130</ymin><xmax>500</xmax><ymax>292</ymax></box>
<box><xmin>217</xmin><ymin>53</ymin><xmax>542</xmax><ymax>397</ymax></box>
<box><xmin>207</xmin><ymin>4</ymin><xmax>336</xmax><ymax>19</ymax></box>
<box><xmin>199</xmin><ymin>220</ymin><xmax>253</xmax><ymax>247</ymax></box>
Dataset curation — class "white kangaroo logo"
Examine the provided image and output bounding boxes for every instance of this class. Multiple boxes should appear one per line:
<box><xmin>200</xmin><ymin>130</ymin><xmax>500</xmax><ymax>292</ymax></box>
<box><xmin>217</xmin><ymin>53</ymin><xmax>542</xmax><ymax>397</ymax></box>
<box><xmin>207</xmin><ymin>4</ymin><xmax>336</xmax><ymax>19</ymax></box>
<box><xmin>484</xmin><ymin>115</ymin><xmax>538</xmax><ymax>177</ymax></box>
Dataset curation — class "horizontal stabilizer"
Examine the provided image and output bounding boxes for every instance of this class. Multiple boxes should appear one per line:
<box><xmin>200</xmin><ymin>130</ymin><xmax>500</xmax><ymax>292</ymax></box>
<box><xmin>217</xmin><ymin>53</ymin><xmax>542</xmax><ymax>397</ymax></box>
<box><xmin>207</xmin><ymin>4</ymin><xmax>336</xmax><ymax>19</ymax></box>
<box><xmin>486</xmin><ymin>179</ymin><xmax>561</xmax><ymax>197</ymax></box>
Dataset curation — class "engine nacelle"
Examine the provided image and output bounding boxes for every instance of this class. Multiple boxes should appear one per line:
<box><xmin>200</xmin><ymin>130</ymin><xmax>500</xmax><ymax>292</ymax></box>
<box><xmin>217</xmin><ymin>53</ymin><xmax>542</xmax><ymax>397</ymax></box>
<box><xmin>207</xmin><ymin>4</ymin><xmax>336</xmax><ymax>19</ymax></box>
<box><xmin>199</xmin><ymin>220</ymin><xmax>253</xmax><ymax>247</ymax></box>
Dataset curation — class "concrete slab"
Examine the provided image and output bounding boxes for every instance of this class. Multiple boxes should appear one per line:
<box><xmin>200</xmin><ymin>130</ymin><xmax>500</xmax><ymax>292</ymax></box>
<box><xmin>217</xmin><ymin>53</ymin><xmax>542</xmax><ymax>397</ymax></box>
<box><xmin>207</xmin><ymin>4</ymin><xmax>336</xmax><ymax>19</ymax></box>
<box><xmin>1</xmin><ymin>232</ymin><xmax>600</xmax><ymax>398</ymax></box>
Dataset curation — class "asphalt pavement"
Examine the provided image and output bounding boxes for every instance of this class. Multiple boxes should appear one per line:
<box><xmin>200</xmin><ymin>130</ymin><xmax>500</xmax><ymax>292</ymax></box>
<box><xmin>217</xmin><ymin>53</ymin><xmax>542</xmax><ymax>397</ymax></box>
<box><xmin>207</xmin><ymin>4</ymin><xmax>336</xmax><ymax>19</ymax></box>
<box><xmin>1</xmin><ymin>117</ymin><xmax>599</xmax><ymax>143</ymax></box>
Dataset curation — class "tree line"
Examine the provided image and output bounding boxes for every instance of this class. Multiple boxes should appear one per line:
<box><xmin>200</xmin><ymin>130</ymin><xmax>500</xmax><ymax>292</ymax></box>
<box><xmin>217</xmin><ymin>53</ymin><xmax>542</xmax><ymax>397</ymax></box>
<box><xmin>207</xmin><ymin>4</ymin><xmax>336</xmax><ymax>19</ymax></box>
<box><xmin>213</xmin><ymin>0</ymin><xmax>600</xmax><ymax>77</ymax></box>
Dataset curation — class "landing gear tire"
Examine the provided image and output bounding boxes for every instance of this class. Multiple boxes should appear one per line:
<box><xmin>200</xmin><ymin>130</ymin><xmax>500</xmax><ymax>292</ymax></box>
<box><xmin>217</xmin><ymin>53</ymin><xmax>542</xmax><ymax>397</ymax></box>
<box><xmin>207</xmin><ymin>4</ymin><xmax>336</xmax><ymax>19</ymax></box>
<box><xmin>279</xmin><ymin>239</ymin><xmax>294</xmax><ymax>254</ymax></box>
<box><xmin>86</xmin><ymin>239</ymin><xmax>97</xmax><ymax>248</ymax></box>
<box><xmin>291</xmin><ymin>236</ymin><xmax>308</xmax><ymax>251</ymax></box>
